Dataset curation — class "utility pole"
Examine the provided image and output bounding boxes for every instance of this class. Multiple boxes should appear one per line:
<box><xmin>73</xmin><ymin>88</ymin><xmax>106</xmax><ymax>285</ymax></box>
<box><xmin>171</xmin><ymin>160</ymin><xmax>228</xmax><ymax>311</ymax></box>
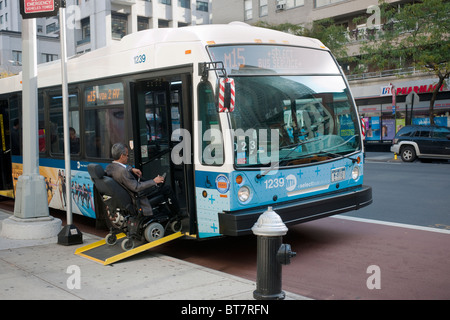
<box><xmin>1</xmin><ymin>4</ymin><xmax>62</xmax><ymax>240</ymax></box>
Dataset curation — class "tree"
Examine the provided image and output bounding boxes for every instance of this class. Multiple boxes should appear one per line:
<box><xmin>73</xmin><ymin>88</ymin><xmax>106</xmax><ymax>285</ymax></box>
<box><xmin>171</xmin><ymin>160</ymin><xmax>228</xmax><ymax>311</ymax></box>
<box><xmin>0</xmin><ymin>71</ymin><xmax>15</xmax><ymax>79</ymax></box>
<box><xmin>358</xmin><ymin>0</ymin><xmax>450</xmax><ymax>124</ymax></box>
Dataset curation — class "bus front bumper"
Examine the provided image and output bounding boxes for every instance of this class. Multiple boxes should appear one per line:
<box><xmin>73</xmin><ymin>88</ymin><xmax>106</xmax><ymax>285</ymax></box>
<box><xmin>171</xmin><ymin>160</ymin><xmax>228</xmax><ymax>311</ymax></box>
<box><xmin>218</xmin><ymin>185</ymin><xmax>373</xmax><ymax>236</ymax></box>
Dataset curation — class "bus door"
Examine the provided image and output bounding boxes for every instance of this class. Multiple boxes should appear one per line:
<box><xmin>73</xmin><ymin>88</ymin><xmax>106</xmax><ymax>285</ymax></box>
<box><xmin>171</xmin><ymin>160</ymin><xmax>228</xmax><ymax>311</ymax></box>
<box><xmin>0</xmin><ymin>98</ymin><xmax>13</xmax><ymax>197</ymax></box>
<box><xmin>131</xmin><ymin>78</ymin><xmax>191</xmax><ymax>221</ymax></box>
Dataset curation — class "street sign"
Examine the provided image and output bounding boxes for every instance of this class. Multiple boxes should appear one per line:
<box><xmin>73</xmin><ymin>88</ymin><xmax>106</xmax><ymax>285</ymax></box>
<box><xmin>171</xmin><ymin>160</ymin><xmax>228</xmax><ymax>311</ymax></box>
<box><xmin>20</xmin><ymin>0</ymin><xmax>65</xmax><ymax>19</ymax></box>
<box><xmin>406</xmin><ymin>91</ymin><xmax>420</xmax><ymax>105</ymax></box>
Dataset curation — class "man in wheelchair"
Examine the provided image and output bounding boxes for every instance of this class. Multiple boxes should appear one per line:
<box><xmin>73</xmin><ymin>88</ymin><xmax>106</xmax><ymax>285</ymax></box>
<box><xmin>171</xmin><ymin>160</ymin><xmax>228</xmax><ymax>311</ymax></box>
<box><xmin>106</xmin><ymin>143</ymin><xmax>180</xmax><ymax>217</ymax></box>
<box><xmin>88</xmin><ymin>143</ymin><xmax>181</xmax><ymax>250</ymax></box>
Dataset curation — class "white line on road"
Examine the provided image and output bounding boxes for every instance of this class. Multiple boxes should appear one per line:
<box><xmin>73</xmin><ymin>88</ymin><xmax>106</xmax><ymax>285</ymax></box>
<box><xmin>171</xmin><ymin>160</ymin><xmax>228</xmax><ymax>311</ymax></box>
<box><xmin>333</xmin><ymin>215</ymin><xmax>450</xmax><ymax>234</ymax></box>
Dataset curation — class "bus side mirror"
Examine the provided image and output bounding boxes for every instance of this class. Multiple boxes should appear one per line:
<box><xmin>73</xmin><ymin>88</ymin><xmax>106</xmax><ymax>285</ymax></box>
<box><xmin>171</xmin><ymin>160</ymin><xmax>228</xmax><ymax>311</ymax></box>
<box><xmin>218</xmin><ymin>78</ymin><xmax>235</xmax><ymax>113</ymax></box>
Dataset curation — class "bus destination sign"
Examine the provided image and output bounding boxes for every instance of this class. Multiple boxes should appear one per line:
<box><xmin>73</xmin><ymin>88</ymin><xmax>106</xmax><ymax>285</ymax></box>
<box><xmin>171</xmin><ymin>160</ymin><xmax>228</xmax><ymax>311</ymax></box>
<box><xmin>85</xmin><ymin>83</ymin><xmax>124</xmax><ymax>107</ymax></box>
<box><xmin>208</xmin><ymin>45</ymin><xmax>339</xmax><ymax>76</ymax></box>
<box><xmin>20</xmin><ymin>0</ymin><xmax>64</xmax><ymax>19</ymax></box>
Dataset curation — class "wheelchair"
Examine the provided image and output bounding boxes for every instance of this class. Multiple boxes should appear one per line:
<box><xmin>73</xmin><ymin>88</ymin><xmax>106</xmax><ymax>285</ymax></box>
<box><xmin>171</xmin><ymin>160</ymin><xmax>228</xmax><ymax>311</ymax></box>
<box><xmin>88</xmin><ymin>164</ymin><xmax>182</xmax><ymax>251</ymax></box>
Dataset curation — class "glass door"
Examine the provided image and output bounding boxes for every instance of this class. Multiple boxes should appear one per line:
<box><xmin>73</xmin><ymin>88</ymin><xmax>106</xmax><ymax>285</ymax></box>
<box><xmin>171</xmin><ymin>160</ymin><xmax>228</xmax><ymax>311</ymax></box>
<box><xmin>133</xmin><ymin>80</ymin><xmax>173</xmax><ymax>181</ymax></box>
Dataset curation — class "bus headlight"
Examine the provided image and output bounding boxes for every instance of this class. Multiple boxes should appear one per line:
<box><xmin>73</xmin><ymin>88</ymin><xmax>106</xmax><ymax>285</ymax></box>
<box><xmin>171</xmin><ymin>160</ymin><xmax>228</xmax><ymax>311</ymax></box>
<box><xmin>238</xmin><ymin>186</ymin><xmax>251</xmax><ymax>203</ymax></box>
<box><xmin>351</xmin><ymin>166</ymin><xmax>360</xmax><ymax>180</ymax></box>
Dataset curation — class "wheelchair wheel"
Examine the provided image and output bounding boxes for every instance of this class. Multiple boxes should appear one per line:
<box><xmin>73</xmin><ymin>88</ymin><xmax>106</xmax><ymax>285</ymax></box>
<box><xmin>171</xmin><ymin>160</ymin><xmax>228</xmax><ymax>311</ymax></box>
<box><xmin>105</xmin><ymin>233</ymin><xmax>117</xmax><ymax>246</ymax></box>
<box><xmin>170</xmin><ymin>220</ymin><xmax>182</xmax><ymax>233</ymax></box>
<box><xmin>144</xmin><ymin>222</ymin><xmax>164</xmax><ymax>242</ymax></box>
<box><xmin>121</xmin><ymin>238</ymin><xmax>135</xmax><ymax>251</ymax></box>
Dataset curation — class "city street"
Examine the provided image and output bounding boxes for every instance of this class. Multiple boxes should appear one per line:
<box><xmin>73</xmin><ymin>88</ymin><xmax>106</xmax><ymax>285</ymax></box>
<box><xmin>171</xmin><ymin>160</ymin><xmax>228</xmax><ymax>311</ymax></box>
<box><xmin>1</xmin><ymin>154</ymin><xmax>449</xmax><ymax>300</ymax></box>
<box><xmin>345</xmin><ymin>155</ymin><xmax>450</xmax><ymax>230</ymax></box>
<box><xmin>155</xmin><ymin>155</ymin><xmax>450</xmax><ymax>299</ymax></box>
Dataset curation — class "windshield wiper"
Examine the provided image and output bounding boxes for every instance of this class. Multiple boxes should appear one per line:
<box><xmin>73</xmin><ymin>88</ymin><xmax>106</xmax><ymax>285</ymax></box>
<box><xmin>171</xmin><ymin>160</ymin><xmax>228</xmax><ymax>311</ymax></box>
<box><xmin>318</xmin><ymin>150</ymin><xmax>358</xmax><ymax>163</ymax></box>
<box><xmin>317</xmin><ymin>134</ymin><xmax>360</xmax><ymax>163</ymax></box>
<box><xmin>256</xmin><ymin>136</ymin><xmax>324</xmax><ymax>179</ymax></box>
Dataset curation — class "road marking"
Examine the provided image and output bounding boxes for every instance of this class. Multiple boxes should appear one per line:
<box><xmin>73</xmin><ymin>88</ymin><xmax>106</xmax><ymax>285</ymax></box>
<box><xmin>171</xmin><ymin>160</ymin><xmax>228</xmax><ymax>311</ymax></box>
<box><xmin>333</xmin><ymin>215</ymin><xmax>450</xmax><ymax>235</ymax></box>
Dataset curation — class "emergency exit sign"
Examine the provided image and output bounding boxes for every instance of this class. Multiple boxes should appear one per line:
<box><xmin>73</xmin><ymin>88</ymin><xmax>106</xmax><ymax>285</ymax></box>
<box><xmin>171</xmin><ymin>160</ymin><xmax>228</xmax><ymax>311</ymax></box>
<box><xmin>20</xmin><ymin>0</ymin><xmax>64</xmax><ymax>19</ymax></box>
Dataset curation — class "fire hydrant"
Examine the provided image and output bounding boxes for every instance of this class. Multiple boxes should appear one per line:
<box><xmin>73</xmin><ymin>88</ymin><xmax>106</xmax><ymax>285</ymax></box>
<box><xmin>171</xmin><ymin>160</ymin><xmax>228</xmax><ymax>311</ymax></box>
<box><xmin>252</xmin><ymin>207</ymin><xmax>296</xmax><ymax>300</ymax></box>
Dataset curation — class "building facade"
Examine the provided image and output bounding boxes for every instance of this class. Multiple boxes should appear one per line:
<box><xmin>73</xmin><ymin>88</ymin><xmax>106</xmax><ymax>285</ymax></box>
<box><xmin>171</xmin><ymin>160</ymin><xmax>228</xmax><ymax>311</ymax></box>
<box><xmin>0</xmin><ymin>0</ymin><xmax>212</xmax><ymax>73</ymax></box>
<box><xmin>71</xmin><ymin>0</ymin><xmax>212</xmax><ymax>55</ymax></box>
<box><xmin>0</xmin><ymin>0</ymin><xmax>61</xmax><ymax>74</ymax></box>
<box><xmin>213</xmin><ymin>0</ymin><xmax>450</xmax><ymax>147</ymax></box>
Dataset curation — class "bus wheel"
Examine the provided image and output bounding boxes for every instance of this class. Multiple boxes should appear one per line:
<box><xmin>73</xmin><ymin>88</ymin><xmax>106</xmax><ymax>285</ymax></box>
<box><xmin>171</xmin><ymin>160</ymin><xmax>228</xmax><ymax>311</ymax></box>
<box><xmin>144</xmin><ymin>222</ymin><xmax>164</xmax><ymax>242</ymax></box>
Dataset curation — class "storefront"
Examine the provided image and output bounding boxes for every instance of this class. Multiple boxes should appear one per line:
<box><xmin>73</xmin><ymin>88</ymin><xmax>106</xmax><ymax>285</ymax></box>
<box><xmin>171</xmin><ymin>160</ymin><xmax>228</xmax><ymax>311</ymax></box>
<box><xmin>350</xmin><ymin>76</ymin><xmax>450</xmax><ymax>148</ymax></box>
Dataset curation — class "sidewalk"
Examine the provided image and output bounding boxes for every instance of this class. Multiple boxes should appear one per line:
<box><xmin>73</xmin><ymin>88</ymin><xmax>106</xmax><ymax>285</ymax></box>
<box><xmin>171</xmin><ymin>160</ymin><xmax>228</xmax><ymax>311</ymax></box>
<box><xmin>365</xmin><ymin>151</ymin><xmax>400</xmax><ymax>162</ymax></box>
<box><xmin>0</xmin><ymin>209</ymin><xmax>308</xmax><ymax>300</ymax></box>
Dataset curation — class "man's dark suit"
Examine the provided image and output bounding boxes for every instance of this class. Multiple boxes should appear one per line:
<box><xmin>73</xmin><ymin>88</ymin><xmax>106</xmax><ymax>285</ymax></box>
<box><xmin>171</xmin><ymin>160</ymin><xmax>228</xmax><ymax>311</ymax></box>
<box><xmin>105</xmin><ymin>162</ymin><xmax>156</xmax><ymax>216</ymax></box>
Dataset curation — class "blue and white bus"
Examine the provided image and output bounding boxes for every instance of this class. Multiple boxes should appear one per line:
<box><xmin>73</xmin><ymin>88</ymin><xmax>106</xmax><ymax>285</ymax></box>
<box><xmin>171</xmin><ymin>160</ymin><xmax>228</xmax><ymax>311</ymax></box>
<box><xmin>0</xmin><ymin>22</ymin><xmax>372</xmax><ymax>238</ymax></box>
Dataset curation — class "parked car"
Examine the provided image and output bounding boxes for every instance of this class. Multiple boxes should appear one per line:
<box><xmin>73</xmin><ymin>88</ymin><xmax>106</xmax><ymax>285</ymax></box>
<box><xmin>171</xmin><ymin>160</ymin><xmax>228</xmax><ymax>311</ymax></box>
<box><xmin>391</xmin><ymin>125</ymin><xmax>450</xmax><ymax>162</ymax></box>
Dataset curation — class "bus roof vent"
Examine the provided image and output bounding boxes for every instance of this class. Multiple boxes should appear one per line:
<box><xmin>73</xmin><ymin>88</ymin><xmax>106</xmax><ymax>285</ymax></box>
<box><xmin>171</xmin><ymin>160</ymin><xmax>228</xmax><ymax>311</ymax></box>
<box><xmin>228</xmin><ymin>21</ymin><xmax>251</xmax><ymax>27</ymax></box>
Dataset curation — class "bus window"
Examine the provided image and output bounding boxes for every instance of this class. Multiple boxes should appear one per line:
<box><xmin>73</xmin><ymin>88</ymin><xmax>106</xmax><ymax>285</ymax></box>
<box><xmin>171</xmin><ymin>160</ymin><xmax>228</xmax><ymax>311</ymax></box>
<box><xmin>0</xmin><ymin>98</ymin><xmax>13</xmax><ymax>193</ymax></box>
<box><xmin>38</xmin><ymin>92</ymin><xmax>46</xmax><ymax>153</ymax></box>
<box><xmin>49</xmin><ymin>92</ymin><xmax>80</xmax><ymax>156</ymax></box>
<box><xmin>85</xmin><ymin>108</ymin><xmax>124</xmax><ymax>159</ymax></box>
<box><xmin>85</xmin><ymin>82</ymin><xmax>125</xmax><ymax>159</ymax></box>
<box><xmin>145</xmin><ymin>91</ymin><xmax>169</xmax><ymax>146</ymax></box>
<box><xmin>198</xmin><ymin>81</ymin><xmax>223</xmax><ymax>165</ymax></box>
<box><xmin>133</xmin><ymin>80</ymin><xmax>174</xmax><ymax>182</ymax></box>
<box><xmin>9</xmin><ymin>94</ymin><xmax>21</xmax><ymax>156</ymax></box>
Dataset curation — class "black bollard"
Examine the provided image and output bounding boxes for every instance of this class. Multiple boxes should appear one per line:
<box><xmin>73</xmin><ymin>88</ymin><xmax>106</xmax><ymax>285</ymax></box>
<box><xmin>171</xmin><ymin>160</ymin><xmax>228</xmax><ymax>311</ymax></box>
<box><xmin>252</xmin><ymin>207</ymin><xmax>296</xmax><ymax>300</ymax></box>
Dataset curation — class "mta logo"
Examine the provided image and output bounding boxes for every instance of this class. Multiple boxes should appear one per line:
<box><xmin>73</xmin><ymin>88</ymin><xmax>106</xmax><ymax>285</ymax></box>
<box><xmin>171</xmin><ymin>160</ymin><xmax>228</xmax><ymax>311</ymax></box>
<box><xmin>285</xmin><ymin>175</ymin><xmax>297</xmax><ymax>192</ymax></box>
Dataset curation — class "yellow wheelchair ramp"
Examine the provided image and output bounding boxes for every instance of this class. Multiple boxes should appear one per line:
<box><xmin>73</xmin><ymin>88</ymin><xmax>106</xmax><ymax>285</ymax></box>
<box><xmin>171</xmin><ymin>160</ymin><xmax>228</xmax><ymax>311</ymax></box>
<box><xmin>75</xmin><ymin>232</ymin><xmax>184</xmax><ymax>266</ymax></box>
<box><xmin>0</xmin><ymin>189</ymin><xmax>14</xmax><ymax>198</ymax></box>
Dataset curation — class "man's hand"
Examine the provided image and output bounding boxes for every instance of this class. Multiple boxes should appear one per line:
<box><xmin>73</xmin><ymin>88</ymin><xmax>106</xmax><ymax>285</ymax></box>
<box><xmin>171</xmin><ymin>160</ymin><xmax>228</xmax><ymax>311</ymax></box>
<box><xmin>131</xmin><ymin>168</ymin><xmax>142</xmax><ymax>178</ymax></box>
<box><xmin>153</xmin><ymin>175</ymin><xmax>165</xmax><ymax>184</ymax></box>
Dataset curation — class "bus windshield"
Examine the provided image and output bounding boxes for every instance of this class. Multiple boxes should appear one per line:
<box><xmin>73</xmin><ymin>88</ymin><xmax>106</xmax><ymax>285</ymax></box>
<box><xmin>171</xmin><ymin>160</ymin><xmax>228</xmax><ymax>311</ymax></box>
<box><xmin>228</xmin><ymin>75</ymin><xmax>361</xmax><ymax>168</ymax></box>
<box><xmin>208</xmin><ymin>45</ymin><xmax>361</xmax><ymax>168</ymax></box>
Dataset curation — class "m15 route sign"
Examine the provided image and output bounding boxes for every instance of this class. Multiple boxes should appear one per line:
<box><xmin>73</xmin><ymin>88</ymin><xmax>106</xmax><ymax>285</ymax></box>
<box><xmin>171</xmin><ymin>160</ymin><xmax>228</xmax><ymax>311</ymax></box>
<box><xmin>20</xmin><ymin>0</ymin><xmax>65</xmax><ymax>19</ymax></box>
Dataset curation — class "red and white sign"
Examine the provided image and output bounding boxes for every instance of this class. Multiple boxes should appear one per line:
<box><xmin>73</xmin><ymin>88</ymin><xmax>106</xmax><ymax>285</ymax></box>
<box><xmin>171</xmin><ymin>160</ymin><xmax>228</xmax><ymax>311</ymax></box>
<box><xmin>360</xmin><ymin>118</ymin><xmax>366</xmax><ymax>140</ymax></box>
<box><xmin>24</xmin><ymin>0</ymin><xmax>55</xmax><ymax>14</ymax></box>
<box><xmin>218</xmin><ymin>78</ymin><xmax>235</xmax><ymax>113</ymax></box>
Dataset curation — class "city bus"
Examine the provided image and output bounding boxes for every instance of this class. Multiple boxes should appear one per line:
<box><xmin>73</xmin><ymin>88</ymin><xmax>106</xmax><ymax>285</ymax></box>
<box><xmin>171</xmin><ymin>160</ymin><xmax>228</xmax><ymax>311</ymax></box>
<box><xmin>0</xmin><ymin>22</ymin><xmax>372</xmax><ymax>239</ymax></box>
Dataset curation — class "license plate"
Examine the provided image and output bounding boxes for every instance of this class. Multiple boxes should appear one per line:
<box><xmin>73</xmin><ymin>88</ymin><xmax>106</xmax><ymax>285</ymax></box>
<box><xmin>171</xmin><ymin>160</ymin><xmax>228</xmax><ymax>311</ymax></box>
<box><xmin>331</xmin><ymin>167</ymin><xmax>346</xmax><ymax>182</ymax></box>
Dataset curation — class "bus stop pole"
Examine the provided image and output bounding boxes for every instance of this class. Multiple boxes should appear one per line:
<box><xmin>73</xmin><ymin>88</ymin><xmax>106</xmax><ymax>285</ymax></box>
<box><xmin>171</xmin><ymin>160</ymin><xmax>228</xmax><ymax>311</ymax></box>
<box><xmin>57</xmin><ymin>5</ymin><xmax>82</xmax><ymax>245</ymax></box>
